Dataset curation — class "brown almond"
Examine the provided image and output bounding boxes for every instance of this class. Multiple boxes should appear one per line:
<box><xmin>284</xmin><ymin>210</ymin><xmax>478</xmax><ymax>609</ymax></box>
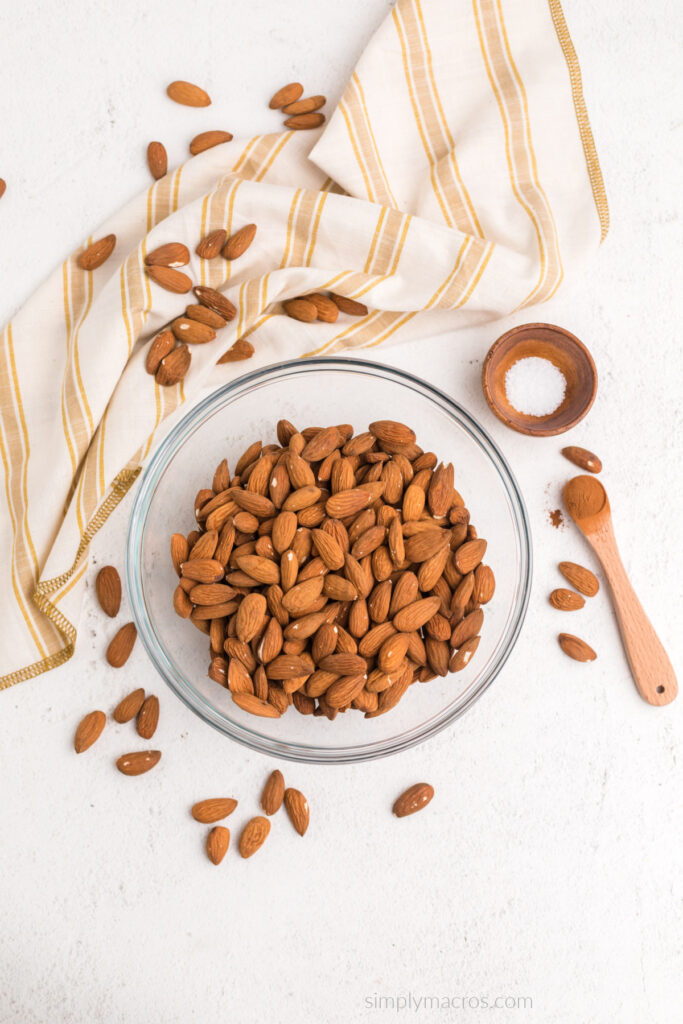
<box><xmin>235</xmin><ymin>592</ymin><xmax>267</xmax><ymax>642</ymax></box>
<box><xmin>282</xmin><ymin>94</ymin><xmax>326</xmax><ymax>115</ymax></box>
<box><xmin>261</xmin><ymin>770</ymin><xmax>285</xmax><ymax>815</ymax></box>
<box><xmin>325</xmin><ymin>487</ymin><xmax>372</xmax><ymax>518</ymax></box>
<box><xmin>192</xmin><ymin>797</ymin><xmax>238</xmax><ymax>823</ymax></box>
<box><xmin>106</xmin><ymin>622</ymin><xmax>137</xmax><ymax>667</ymax></box>
<box><xmin>116</xmin><ymin>750</ymin><xmax>161</xmax><ymax>775</ymax></box>
<box><xmin>156</xmin><ymin>344</ymin><xmax>191</xmax><ymax>386</ymax></box>
<box><xmin>136</xmin><ymin>695</ymin><xmax>159</xmax><ymax>739</ymax></box>
<box><xmin>206</xmin><ymin>826</ymin><xmax>230</xmax><ymax>865</ymax></box>
<box><xmin>402</xmin><ymin>484</ymin><xmax>425</xmax><ymax>521</ymax></box>
<box><xmin>77</xmin><ymin>234</ymin><xmax>116</xmax><ymax>271</ymax></box>
<box><xmin>450</xmin><ymin>609</ymin><xmax>484</xmax><ymax>648</ymax></box>
<box><xmin>281</xmin><ymin>576</ymin><xmax>324</xmax><ymax>615</ymax></box>
<box><xmin>449</xmin><ymin>635</ymin><xmax>480</xmax><ymax>672</ymax></box>
<box><xmin>216</xmin><ymin>339</ymin><xmax>255</xmax><ymax>363</ymax></box>
<box><xmin>330</xmin><ymin>293</ymin><xmax>368</xmax><ymax>316</ymax></box>
<box><xmin>145</xmin><ymin>242</ymin><xmax>190</xmax><ymax>268</ymax></box>
<box><xmin>232</xmin><ymin>692</ymin><xmax>281</xmax><ymax>718</ymax></box>
<box><xmin>558</xmin><ymin>561</ymin><xmax>599</xmax><ymax>597</ymax></box>
<box><xmin>73</xmin><ymin>710</ymin><xmax>106</xmax><ymax>753</ymax></box>
<box><xmin>428</xmin><ymin>462</ymin><xmax>454</xmax><ymax>517</ymax></box>
<box><xmin>318</xmin><ymin>653</ymin><xmax>366</xmax><ymax>675</ymax></box>
<box><xmin>283</xmin><ymin>297</ymin><xmax>318</xmax><ymax>322</ymax></box>
<box><xmin>171</xmin><ymin>317</ymin><xmax>216</xmax><ymax>345</ymax></box>
<box><xmin>307</xmin><ymin>293</ymin><xmax>339</xmax><ymax>323</ymax></box>
<box><xmin>145</xmin><ymin>330</ymin><xmax>175</xmax><ymax>374</ymax></box>
<box><xmin>393</xmin><ymin>783</ymin><xmax>434</xmax><ymax>817</ymax></box>
<box><xmin>190</xmin><ymin>130</ymin><xmax>233</xmax><ymax>155</ymax></box>
<box><xmin>284</xmin><ymin>788</ymin><xmax>309</xmax><ymax>836</ymax></box>
<box><xmin>473</xmin><ymin>564</ymin><xmax>495</xmax><ymax>605</ymax></box>
<box><xmin>180</xmin><ymin>558</ymin><xmax>224</xmax><ymax>583</ymax></box>
<box><xmin>166</xmin><ymin>80</ymin><xmax>211</xmax><ymax>107</ymax></box>
<box><xmin>369</xmin><ymin>420</ymin><xmax>416</xmax><ymax>447</ymax></box>
<box><xmin>147</xmin><ymin>141</ymin><xmax>167</xmax><ymax>179</ymax></box>
<box><xmin>186</xmin><ymin>303</ymin><xmax>227</xmax><ymax>328</ymax></box>
<box><xmin>561</xmin><ymin>446</ymin><xmax>602</xmax><ymax>474</ymax></box>
<box><xmin>222</xmin><ymin>223</ymin><xmax>257</xmax><ymax>261</ymax></box>
<box><xmin>195</xmin><ymin>229</ymin><xmax>228</xmax><ymax>260</ymax></box>
<box><xmin>404</xmin><ymin>529</ymin><xmax>448</xmax><ymax>563</ymax></box>
<box><xmin>301</xmin><ymin>426</ymin><xmax>341</xmax><ymax>462</ymax></box>
<box><xmin>392</xmin><ymin>596</ymin><xmax>441</xmax><ymax>632</ymax></box>
<box><xmin>112</xmin><ymin>688</ymin><xmax>145</xmax><ymax>724</ymax></box>
<box><xmin>239</xmin><ymin>815</ymin><xmax>271</xmax><ymax>857</ymax></box>
<box><xmin>265</xmin><ymin>654</ymin><xmax>313</xmax><ymax>680</ymax></box>
<box><xmin>0</xmin><ymin>178</ymin><xmax>5</xmax><ymax>200</ymax></box>
<box><xmin>284</xmin><ymin>112</ymin><xmax>325</xmax><ymax>130</ymax></box>
<box><xmin>311</xmin><ymin>529</ymin><xmax>345</xmax><ymax>570</ymax></box>
<box><xmin>146</xmin><ymin>265</ymin><xmax>193</xmax><ymax>293</ymax></box>
<box><xmin>453</xmin><ymin>538</ymin><xmax>487</xmax><ymax>574</ymax></box>
<box><xmin>95</xmin><ymin>565</ymin><xmax>121</xmax><ymax>617</ymax></box>
<box><xmin>193</xmin><ymin>286</ymin><xmax>237</xmax><ymax>321</ymax></box>
<box><xmin>550</xmin><ymin>588</ymin><xmax>586</xmax><ymax>611</ymax></box>
<box><xmin>189</xmin><ymin>583</ymin><xmax>236</xmax><ymax>605</ymax></box>
<box><xmin>558</xmin><ymin>633</ymin><xmax>597</xmax><ymax>662</ymax></box>
<box><xmin>269</xmin><ymin>82</ymin><xmax>304</xmax><ymax>109</ymax></box>
<box><xmin>170</xmin><ymin>533</ymin><xmax>189</xmax><ymax>574</ymax></box>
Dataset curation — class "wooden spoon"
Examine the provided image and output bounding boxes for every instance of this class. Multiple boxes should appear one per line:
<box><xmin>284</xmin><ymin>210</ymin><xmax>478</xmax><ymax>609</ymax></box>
<box><xmin>563</xmin><ymin>475</ymin><xmax>677</xmax><ymax>706</ymax></box>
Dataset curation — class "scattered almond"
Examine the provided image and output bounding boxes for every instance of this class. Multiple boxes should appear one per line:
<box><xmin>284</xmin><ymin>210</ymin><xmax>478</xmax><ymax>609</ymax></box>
<box><xmin>171</xmin><ymin>318</ymin><xmax>216</xmax><ymax>345</ymax></box>
<box><xmin>222</xmin><ymin>223</ymin><xmax>257</xmax><ymax>261</ymax></box>
<box><xmin>192</xmin><ymin>798</ymin><xmax>238</xmax><ymax>823</ymax></box>
<box><xmin>282</xmin><ymin>95</ymin><xmax>326</xmax><ymax>115</ymax></box>
<box><xmin>216</xmin><ymin>339</ymin><xmax>255</xmax><ymax>364</ymax></box>
<box><xmin>261</xmin><ymin>770</ymin><xmax>285</xmax><ymax>815</ymax></box>
<box><xmin>561</xmin><ymin>446</ymin><xmax>602</xmax><ymax>473</ymax></box>
<box><xmin>116</xmin><ymin>750</ymin><xmax>161</xmax><ymax>775</ymax></box>
<box><xmin>77</xmin><ymin>234</ymin><xmax>116</xmax><ymax>271</ymax></box>
<box><xmin>193</xmin><ymin>286</ymin><xmax>236</xmax><ymax>321</ymax></box>
<box><xmin>330</xmin><ymin>293</ymin><xmax>368</xmax><ymax>316</ymax></box>
<box><xmin>558</xmin><ymin>633</ymin><xmax>597</xmax><ymax>662</ymax></box>
<box><xmin>145</xmin><ymin>242</ymin><xmax>190</xmax><ymax>268</ymax></box>
<box><xmin>136</xmin><ymin>695</ymin><xmax>159</xmax><ymax>739</ymax></box>
<box><xmin>106</xmin><ymin>622</ymin><xmax>137</xmax><ymax>667</ymax></box>
<box><xmin>284</xmin><ymin>112</ymin><xmax>325</xmax><ymax>130</ymax></box>
<box><xmin>269</xmin><ymin>82</ymin><xmax>304</xmax><ymax>109</ymax></box>
<box><xmin>558</xmin><ymin>561</ymin><xmax>599</xmax><ymax>597</ymax></box>
<box><xmin>190</xmin><ymin>130</ymin><xmax>233</xmax><ymax>155</ymax></box>
<box><xmin>166</xmin><ymin>80</ymin><xmax>211</xmax><ymax>107</ymax></box>
<box><xmin>0</xmin><ymin>178</ymin><xmax>6</xmax><ymax>200</ymax></box>
<box><xmin>196</xmin><ymin>229</ymin><xmax>228</xmax><ymax>260</ymax></box>
<box><xmin>393</xmin><ymin>782</ymin><xmax>434</xmax><ymax>817</ymax></box>
<box><xmin>113</xmin><ymin>688</ymin><xmax>145</xmax><ymax>723</ymax></box>
<box><xmin>74</xmin><ymin>710</ymin><xmax>106</xmax><ymax>753</ymax></box>
<box><xmin>145</xmin><ymin>330</ymin><xmax>175</xmax><ymax>375</ymax></box>
<box><xmin>550</xmin><ymin>588</ymin><xmax>585</xmax><ymax>611</ymax></box>
<box><xmin>145</xmin><ymin>265</ymin><xmax>193</xmax><ymax>293</ymax></box>
<box><xmin>156</xmin><ymin>344</ymin><xmax>191</xmax><ymax>387</ymax></box>
<box><xmin>146</xmin><ymin>141</ymin><xmax>167</xmax><ymax>180</ymax></box>
<box><xmin>206</xmin><ymin>826</ymin><xmax>230</xmax><ymax>864</ymax></box>
<box><xmin>239</xmin><ymin>816</ymin><xmax>271</xmax><ymax>857</ymax></box>
<box><xmin>95</xmin><ymin>565</ymin><xmax>121</xmax><ymax>617</ymax></box>
<box><xmin>283</xmin><ymin>788</ymin><xmax>309</xmax><ymax>835</ymax></box>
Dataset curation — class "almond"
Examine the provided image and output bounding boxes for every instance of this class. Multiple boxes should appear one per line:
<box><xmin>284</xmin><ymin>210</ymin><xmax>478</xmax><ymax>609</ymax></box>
<box><xmin>281</xmin><ymin>576</ymin><xmax>324</xmax><ymax>615</ymax></box>
<box><xmin>282</xmin><ymin>95</ymin><xmax>326</xmax><ymax>115</ymax></box>
<box><xmin>145</xmin><ymin>330</ymin><xmax>175</xmax><ymax>374</ymax></box>
<box><xmin>73</xmin><ymin>710</ymin><xmax>106</xmax><ymax>753</ymax></box>
<box><xmin>453</xmin><ymin>538</ymin><xmax>487</xmax><ymax>574</ymax></box>
<box><xmin>549</xmin><ymin>588</ymin><xmax>586</xmax><ymax>611</ymax></box>
<box><xmin>558</xmin><ymin>561</ymin><xmax>599</xmax><ymax>597</ymax></box>
<box><xmin>392</xmin><ymin>596</ymin><xmax>441</xmax><ymax>632</ymax></box>
<box><xmin>189</xmin><ymin>583</ymin><xmax>236</xmax><ymax>605</ymax></box>
<box><xmin>307</xmin><ymin>293</ymin><xmax>338</xmax><ymax>323</ymax></box>
<box><xmin>192</xmin><ymin>798</ymin><xmax>238</xmax><ymax>823</ymax></box>
<box><xmin>77</xmin><ymin>234</ymin><xmax>116</xmax><ymax>271</ymax></box>
<box><xmin>325</xmin><ymin>487</ymin><xmax>372</xmax><ymax>518</ymax></box>
<box><xmin>284</xmin><ymin>113</ymin><xmax>325</xmax><ymax>130</ymax></box>
<box><xmin>558</xmin><ymin>633</ymin><xmax>597</xmax><ymax>662</ymax></box>
<box><xmin>311</xmin><ymin>529</ymin><xmax>345</xmax><ymax>570</ymax></box>
<box><xmin>190</xmin><ymin>130</ymin><xmax>233</xmax><ymax>155</ymax></box>
<box><xmin>180</xmin><ymin>558</ymin><xmax>224</xmax><ymax>583</ymax></box>
<box><xmin>450</xmin><ymin>609</ymin><xmax>483</xmax><ymax>648</ymax></box>
<box><xmin>284</xmin><ymin>788</ymin><xmax>309</xmax><ymax>836</ymax></box>
<box><xmin>269</xmin><ymin>82</ymin><xmax>303</xmax><ymax>109</ymax></box>
<box><xmin>330</xmin><ymin>293</ymin><xmax>368</xmax><ymax>316</ymax></box>
<box><xmin>318</xmin><ymin>653</ymin><xmax>366</xmax><ymax>675</ymax></box>
<box><xmin>166</xmin><ymin>80</ymin><xmax>211</xmax><ymax>107</ymax></box>
<box><xmin>145</xmin><ymin>242</ymin><xmax>190</xmax><ymax>268</ymax></box>
<box><xmin>112</xmin><ymin>689</ymin><xmax>145</xmax><ymax>724</ymax></box>
<box><xmin>195</xmin><ymin>230</ymin><xmax>228</xmax><ymax>260</ymax></box>
<box><xmin>206</xmin><ymin>826</ymin><xmax>230</xmax><ymax>864</ymax></box>
<box><xmin>171</xmin><ymin>317</ymin><xmax>216</xmax><ymax>345</ymax></box>
<box><xmin>0</xmin><ymin>178</ymin><xmax>7</xmax><ymax>200</ymax></box>
<box><xmin>283</xmin><ymin>297</ymin><xmax>318</xmax><ymax>322</ymax></box>
<box><xmin>136</xmin><ymin>695</ymin><xmax>159</xmax><ymax>739</ymax></box>
<box><xmin>95</xmin><ymin>565</ymin><xmax>121</xmax><ymax>617</ymax></box>
<box><xmin>186</xmin><ymin>303</ymin><xmax>227</xmax><ymax>328</ymax></box>
<box><xmin>146</xmin><ymin>265</ymin><xmax>193</xmax><ymax>293</ymax></box>
<box><xmin>239</xmin><ymin>815</ymin><xmax>271</xmax><ymax>857</ymax></box>
<box><xmin>106</xmin><ymin>622</ymin><xmax>137</xmax><ymax>667</ymax></box>
<box><xmin>404</xmin><ymin>529</ymin><xmax>448</xmax><ymax>563</ymax></box>
<box><xmin>261</xmin><ymin>770</ymin><xmax>285</xmax><ymax>815</ymax></box>
<box><xmin>561</xmin><ymin>446</ymin><xmax>602</xmax><ymax>474</ymax></box>
<box><xmin>235</xmin><ymin>592</ymin><xmax>267</xmax><ymax>642</ymax></box>
<box><xmin>146</xmin><ymin>141</ymin><xmax>167</xmax><ymax>179</ymax></box>
<box><xmin>265</xmin><ymin>654</ymin><xmax>312</xmax><ymax>680</ymax></box>
<box><xmin>116</xmin><ymin>750</ymin><xmax>161</xmax><ymax>775</ymax></box>
<box><xmin>393</xmin><ymin>782</ymin><xmax>434</xmax><ymax>817</ymax></box>
<box><xmin>449</xmin><ymin>635</ymin><xmax>480</xmax><ymax>672</ymax></box>
<box><xmin>156</xmin><ymin>344</ymin><xmax>191</xmax><ymax>386</ymax></box>
<box><xmin>217</xmin><ymin>339</ymin><xmax>255</xmax><ymax>364</ymax></box>
<box><xmin>170</xmin><ymin>533</ymin><xmax>189</xmax><ymax>574</ymax></box>
<box><xmin>194</xmin><ymin>286</ymin><xmax>237</xmax><ymax>321</ymax></box>
<box><xmin>325</xmin><ymin>673</ymin><xmax>366</xmax><ymax>708</ymax></box>
<box><xmin>369</xmin><ymin>420</ymin><xmax>416</xmax><ymax>447</ymax></box>
<box><xmin>428</xmin><ymin>462</ymin><xmax>454</xmax><ymax>517</ymax></box>
<box><xmin>222</xmin><ymin>223</ymin><xmax>257</xmax><ymax>261</ymax></box>
<box><xmin>473</xmin><ymin>564</ymin><xmax>495</xmax><ymax>605</ymax></box>
<box><xmin>188</xmin><ymin>529</ymin><xmax>219</xmax><ymax>559</ymax></box>
<box><xmin>301</xmin><ymin>426</ymin><xmax>341</xmax><ymax>462</ymax></box>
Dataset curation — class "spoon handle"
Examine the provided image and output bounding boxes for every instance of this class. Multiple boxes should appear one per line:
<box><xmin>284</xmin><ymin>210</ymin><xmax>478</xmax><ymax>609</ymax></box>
<box><xmin>589</xmin><ymin>523</ymin><xmax>678</xmax><ymax>706</ymax></box>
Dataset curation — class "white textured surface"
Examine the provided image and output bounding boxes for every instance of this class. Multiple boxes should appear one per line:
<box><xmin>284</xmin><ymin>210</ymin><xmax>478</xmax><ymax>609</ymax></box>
<box><xmin>1</xmin><ymin>2</ymin><xmax>682</xmax><ymax>1023</ymax></box>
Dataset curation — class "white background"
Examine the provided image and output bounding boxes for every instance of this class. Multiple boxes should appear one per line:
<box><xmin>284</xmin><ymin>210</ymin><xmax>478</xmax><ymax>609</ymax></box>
<box><xmin>1</xmin><ymin>2</ymin><xmax>682</xmax><ymax>1022</ymax></box>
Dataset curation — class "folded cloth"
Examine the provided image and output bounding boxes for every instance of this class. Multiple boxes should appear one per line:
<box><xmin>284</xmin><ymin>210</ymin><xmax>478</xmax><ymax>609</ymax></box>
<box><xmin>0</xmin><ymin>0</ymin><xmax>607</xmax><ymax>688</ymax></box>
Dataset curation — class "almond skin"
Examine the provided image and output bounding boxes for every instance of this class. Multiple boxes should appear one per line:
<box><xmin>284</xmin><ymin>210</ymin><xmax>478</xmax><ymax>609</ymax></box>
<box><xmin>453</xmin><ymin>538</ymin><xmax>487</xmax><ymax>574</ymax></box>
<box><xmin>145</xmin><ymin>265</ymin><xmax>193</xmax><ymax>293</ymax></box>
<box><xmin>261</xmin><ymin>770</ymin><xmax>285</xmax><ymax>815</ymax></box>
<box><xmin>561</xmin><ymin>446</ymin><xmax>602</xmax><ymax>474</ymax></box>
<box><xmin>393</xmin><ymin>782</ymin><xmax>434</xmax><ymax>817</ymax></box>
<box><xmin>330</xmin><ymin>293</ymin><xmax>368</xmax><ymax>316</ymax></box>
<box><xmin>284</xmin><ymin>112</ymin><xmax>325</xmax><ymax>130</ymax></box>
<box><xmin>239</xmin><ymin>816</ymin><xmax>271</xmax><ymax>857</ymax></box>
<box><xmin>193</xmin><ymin>286</ymin><xmax>236</xmax><ymax>321</ymax></box>
<box><xmin>282</xmin><ymin>95</ymin><xmax>326</xmax><ymax>115</ymax></box>
<box><xmin>269</xmin><ymin>82</ymin><xmax>303</xmax><ymax>109</ymax></box>
<box><xmin>95</xmin><ymin>565</ymin><xmax>121</xmax><ymax>617</ymax></box>
<box><xmin>116</xmin><ymin>750</ymin><xmax>161</xmax><ymax>776</ymax></box>
<box><xmin>284</xmin><ymin>298</ymin><xmax>318</xmax><ymax>323</ymax></box>
<box><xmin>473</xmin><ymin>564</ymin><xmax>495</xmax><ymax>605</ymax></box>
<box><xmin>192</xmin><ymin>798</ymin><xmax>238</xmax><ymax>823</ymax></box>
<box><xmin>171</xmin><ymin>318</ymin><xmax>216</xmax><ymax>345</ymax></box>
<box><xmin>222</xmin><ymin>223</ymin><xmax>257</xmax><ymax>261</ymax></box>
<box><xmin>216</xmin><ymin>339</ymin><xmax>255</xmax><ymax>363</ymax></box>
<box><xmin>145</xmin><ymin>242</ymin><xmax>190</xmax><ymax>268</ymax></box>
<box><xmin>74</xmin><ymin>710</ymin><xmax>106</xmax><ymax>753</ymax></box>
<box><xmin>195</xmin><ymin>230</ymin><xmax>228</xmax><ymax>260</ymax></box>
<box><xmin>185</xmin><ymin>303</ymin><xmax>227</xmax><ymax>328</ymax></box>
<box><xmin>166</xmin><ymin>80</ymin><xmax>211</xmax><ymax>107</ymax></box>
<box><xmin>146</xmin><ymin>141</ymin><xmax>167</xmax><ymax>179</ymax></box>
<box><xmin>206</xmin><ymin>826</ymin><xmax>230</xmax><ymax>864</ymax></box>
<box><xmin>558</xmin><ymin>633</ymin><xmax>597</xmax><ymax>662</ymax></box>
<box><xmin>136</xmin><ymin>695</ymin><xmax>159</xmax><ymax>739</ymax></box>
<box><xmin>558</xmin><ymin>561</ymin><xmax>599</xmax><ymax>597</ymax></box>
<box><xmin>190</xmin><ymin>130</ymin><xmax>233</xmax><ymax>155</ymax></box>
<box><xmin>106</xmin><ymin>622</ymin><xmax>137</xmax><ymax>667</ymax></box>
<box><xmin>392</xmin><ymin>596</ymin><xmax>441</xmax><ymax>632</ymax></box>
<box><xmin>145</xmin><ymin>330</ymin><xmax>175</xmax><ymax>375</ymax></box>
<box><xmin>112</xmin><ymin>688</ymin><xmax>145</xmax><ymax>724</ymax></box>
<box><xmin>284</xmin><ymin>788</ymin><xmax>309</xmax><ymax>835</ymax></box>
<box><xmin>307</xmin><ymin>293</ymin><xmax>339</xmax><ymax>323</ymax></box>
<box><xmin>549</xmin><ymin>588</ymin><xmax>586</xmax><ymax>611</ymax></box>
<box><xmin>77</xmin><ymin>234</ymin><xmax>116</xmax><ymax>271</ymax></box>
<box><xmin>156</xmin><ymin>344</ymin><xmax>191</xmax><ymax>387</ymax></box>
<box><xmin>369</xmin><ymin>420</ymin><xmax>416</xmax><ymax>446</ymax></box>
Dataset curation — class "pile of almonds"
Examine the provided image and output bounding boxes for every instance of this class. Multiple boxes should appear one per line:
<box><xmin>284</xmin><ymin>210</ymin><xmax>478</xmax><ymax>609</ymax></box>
<box><xmin>171</xmin><ymin>418</ymin><xmax>494</xmax><ymax>720</ymax></box>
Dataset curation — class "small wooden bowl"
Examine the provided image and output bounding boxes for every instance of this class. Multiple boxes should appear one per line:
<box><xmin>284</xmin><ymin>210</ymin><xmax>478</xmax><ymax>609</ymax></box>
<box><xmin>481</xmin><ymin>323</ymin><xmax>597</xmax><ymax>437</ymax></box>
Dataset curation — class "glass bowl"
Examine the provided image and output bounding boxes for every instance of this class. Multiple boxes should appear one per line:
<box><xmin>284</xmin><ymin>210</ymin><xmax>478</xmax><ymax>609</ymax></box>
<box><xmin>126</xmin><ymin>357</ymin><xmax>532</xmax><ymax>763</ymax></box>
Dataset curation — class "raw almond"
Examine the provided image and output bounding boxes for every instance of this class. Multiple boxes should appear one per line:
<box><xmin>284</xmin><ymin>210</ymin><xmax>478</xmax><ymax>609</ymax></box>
<box><xmin>269</xmin><ymin>82</ymin><xmax>303</xmax><ymax>109</ymax></box>
<box><xmin>428</xmin><ymin>462</ymin><xmax>454</xmax><ymax>517</ymax></box>
<box><xmin>449</xmin><ymin>635</ymin><xmax>480</xmax><ymax>672</ymax></box>
<box><xmin>284</xmin><ymin>112</ymin><xmax>325</xmax><ymax>130</ymax></box>
<box><xmin>282</xmin><ymin>94</ymin><xmax>326</xmax><ymax>115</ymax></box>
<box><xmin>77</xmin><ymin>234</ymin><xmax>116</xmax><ymax>271</ymax></box>
<box><xmin>206</xmin><ymin>826</ymin><xmax>230</xmax><ymax>865</ymax></box>
<box><xmin>156</xmin><ymin>344</ymin><xmax>191</xmax><ymax>386</ymax></box>
<box><xmin>239</xmin><ymin>815</ymin><xmax>271</xmax><ymax>857</ymax></box>
<box><xmin>216</xmin><ymin>339</ymin><xmax>255</xmax><ymax>363</ymax></box>
<box><xmin>473</xmin><ymin>564</ymin><xmax>495</xmax><ymax>605</ymax></box>
<box><xmin>136</xmin><ymin>695</ymin><xmax>159</xmax><ymax>739</ymax></box>
<box><xmin>235</xmin><ymin>592</ymin><xmax>267</xmax><ymax>642</ymax></box>
<box><xmin>233</xmin><ymin>692</ymin><xmax>281</xmax><ymax>717</ymax></box>
<box><xmin>145</xmin><ymin>242</ymin><xmax>190</xmax><ymax>268</ymax></box>
<box><xmin>192</xmin><ymin>797</ymin><xmax>238</xmax><ymax>823</ymax></box>
<box><xmin>146</xmin><ymin>265</ymin><xmax>193</xmax><ymax>293</ymax></box>
<box><xmin>73</xmin><ymin>710</ymin><xmax>106</xmax><ymax>753</ymax></box>
<box><xmin>186</xmin><ymin>303</ymin><xmax>227</xmax><ymax>328</ymax></box>
<box><xmin>550</xmin><ymin>588</ymin><xmax>585</xmax><ymax>611</ymax></box>
<box><xmin>283</xmin><ymin>788</ymin><xmax>309</xmax><ymax>835</ymax></box>
<box><xmin>369</xmin><ymin>420</ymin><xmax>416</xmax><ymax>447</ymax></box>
<box><xmin>145</xmin><ymin>330</ymin><xmax>175</xmax><ymax>374</ymax></box>
<box><xmin>265</xmin><ymin>654</ymin><xmax>313</xmax><ymax>680</ymax></box>
<box><xmin>281</xmin><ymin>576</ymin><xmax>324</xmax><ymax>615</ymax></box>
<box><xmin>558</xmin><ymin>633</ymin><xmax>597</xmax><ymax>662</ymax></box>
<box><xmin>307</xmin><ymin>293</ymin><xmax>338</xmax><ymax>323</ymax></box>
<box><xmin>453</xmin><ymin>538</ymin><xmax>487</xmax><ymax>574</ymax></box>
<box><xmin>561</xmin><ymin>446</ymin><xmax>602</xmax><ymax>474</ymax></box>
<box><xmin>392</xmin><ymin>596</ymin><xmax>441</xmax><ymax>632</ymax></box>
<box><xmin>330</xmin><ymin>293</ymin><xmax>368</xmax><ymax>316</ymax></box>
<box><xmin>195</xmin><ymin>230</ymin><xmax>228</xmax><ymax>260</ymax></box>
<box><xmin>283</xmin><ymin>297</ymin><xmax>317</xmax><ymax>322</ymax></box>
<box><xmin>393</xmin><ymin>782</ymin><xmax>434</xmax><ymax>817</ymax></box>
<box><xmin>146</xmin><ymin>141</ymin><xmax>167</xmax><ymax>180</ymax></box>
<box><xmin>106</xmin><ymin>622</ymin><xmax>137</xmax><ymax>667</ymax></box>
<box><xmin>318</xmin><ymin>652</ymin><xmax>366</xmax><ymax>675</ymax></box>
<box><xmin>261</xmin><ymin>770</ymin><xmax>285</xmax><ymax>815</ymax></box>
<box><xmin>558</xmin><ymin>561</ymin><xmax>599</xmax><ymax>597</ymax></box>
<box><xmin>170</xmin><ymin>533</ymin><xmax>189</xmax><ymax>574</ymax></box>
<box><xmin>194</xmin><ymin>286</ymin><xmax>237</xmax><ymax>321</ymax></box>
<box><xmin>113</xmin><ymin>688</ymin><xmax>145</xmax><ymax>723</ymax></box>
<box><xmin>171</xmin><ymin>318</ymin><xmax>216</xmax><ymax>344</ymax></box>
<box><xmin>95</xmin><ymin>565</ymin><xmax>121</xmax><ymax>617</ymax></box>
<box><xmin>180</xmin><ymin>558</ymin><xmax>224</xmax><ymax>583</ymax></box>
<box><xmin>301</xmin><ymin>426</ymin><xmax>340</xmax><ymax>462</ymax></box>
<box><xmin>222</xmin><ymin>223</ymin><xmax>257</xmax><ymax>261</ymax></box>
<box><xmin>116</xmin><ymin>750</ymin><xmax>161</xmax><ymax>775</ymax></box>
<box><xmin>325</xmin><ymin>487</ymin><xmax>372</xmax><ymax>518</ymax></box>
<box><xmin>166</xmin><ymin>80</ymin><xmax>211</xmax><ymax>107</ymax></box>
<box><xmin>190</xmin><ymin>130</ymin><xmax>233</xmax><ymax>155</ymax></box>
<box><xmin>404</xmin><ymin>529</ymin><xmax>448</xmax><ymax>563</ymax></box>
<box><xmin>311</xmin><ymin>529</ymin><xmax>345</xmax><ymax>570</ymax></box>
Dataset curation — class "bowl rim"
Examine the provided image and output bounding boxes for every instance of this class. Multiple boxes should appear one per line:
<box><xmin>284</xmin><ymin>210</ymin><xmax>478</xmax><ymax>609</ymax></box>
<box><xmin>126</xmin><ymin>355</ymin><xmax>532</xmax><ymax>764</ymax></box>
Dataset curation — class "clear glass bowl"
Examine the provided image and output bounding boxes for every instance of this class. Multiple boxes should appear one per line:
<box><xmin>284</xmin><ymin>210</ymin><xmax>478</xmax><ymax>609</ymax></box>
<box><xmin>126</xmin><ymin>358</ymin><xmax>532</xmax><ymax>763</ymax></box>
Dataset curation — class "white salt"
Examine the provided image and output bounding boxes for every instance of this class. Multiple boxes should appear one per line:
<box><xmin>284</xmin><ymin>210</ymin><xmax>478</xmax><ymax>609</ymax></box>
<box><xmin>504</xmin><ymin>357</ymin><xmax>566</xmax><ymax>417</ymax></box>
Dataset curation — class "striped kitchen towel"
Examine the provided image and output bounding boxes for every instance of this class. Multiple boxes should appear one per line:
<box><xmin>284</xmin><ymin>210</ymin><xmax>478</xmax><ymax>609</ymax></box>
<box><xmin>0</xmin><ymin>0</ymin><xmax>607</xmax><ymax>687</ymax></box>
